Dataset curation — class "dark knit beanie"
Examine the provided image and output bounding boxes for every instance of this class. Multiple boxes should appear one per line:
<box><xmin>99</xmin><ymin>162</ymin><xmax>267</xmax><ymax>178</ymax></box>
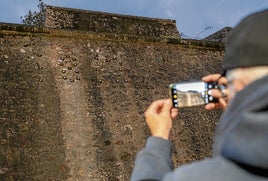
<box><xmin>223</xmin><ymin>9</ymin><xmax>268</xmax><ymax>70</ymax></box>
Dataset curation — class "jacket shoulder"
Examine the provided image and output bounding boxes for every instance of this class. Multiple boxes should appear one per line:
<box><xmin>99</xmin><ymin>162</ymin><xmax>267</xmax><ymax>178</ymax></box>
<box><xmin>163</xmin><ymin>156</ymin><xmax>266</xmax><ymax>181</ymax></box>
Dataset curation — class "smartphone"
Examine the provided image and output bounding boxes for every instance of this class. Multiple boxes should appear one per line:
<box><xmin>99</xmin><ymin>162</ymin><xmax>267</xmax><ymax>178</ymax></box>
<box><xmin>169</xmin><ymin>81</ymin><xmax>221</xmax><ymax>108</ymax></box>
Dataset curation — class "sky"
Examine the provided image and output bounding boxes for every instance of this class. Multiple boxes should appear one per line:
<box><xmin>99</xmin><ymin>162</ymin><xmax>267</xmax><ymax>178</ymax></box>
<box><xmin>0</xmin><ymin>0</ymin><xmax>268</xmax><ymax>39</ymax></box>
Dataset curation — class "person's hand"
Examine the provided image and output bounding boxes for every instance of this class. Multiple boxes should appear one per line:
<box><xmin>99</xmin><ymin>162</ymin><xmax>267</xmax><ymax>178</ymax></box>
<box><xmin>144</xmin><ymin>99</ymin><xmax>179</xmax><ymax>140</ymax></box>
<box><xmin>202</xmin><ymin>74</ymin><xmax>229</xmax><ymax>110</ymax></box>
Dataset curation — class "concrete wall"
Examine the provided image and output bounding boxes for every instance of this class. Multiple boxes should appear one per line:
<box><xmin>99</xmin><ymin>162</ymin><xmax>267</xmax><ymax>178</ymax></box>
<box><xmin>0</xmin><ymin>7</ymin><xmax>224</xmax><ymax>181</ymax></box>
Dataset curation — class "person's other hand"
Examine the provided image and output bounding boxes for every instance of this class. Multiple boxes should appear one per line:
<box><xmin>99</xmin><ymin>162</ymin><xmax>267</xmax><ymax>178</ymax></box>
<box><xmin>202</xmin><ymin>74</ymin><xmax>229</xmax><ymax>110</ymax></box>
<box><xmin>144</xmin><ymin>99</ymin><xmax>179</xmax><ymax>140</ymax></box>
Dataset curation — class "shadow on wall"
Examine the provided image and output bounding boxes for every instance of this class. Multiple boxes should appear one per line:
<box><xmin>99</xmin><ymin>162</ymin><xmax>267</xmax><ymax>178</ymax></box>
<box><xmin>0</xmin><ymin>36</ymin><xmax>69</xmax><ymax>180</ymax></box>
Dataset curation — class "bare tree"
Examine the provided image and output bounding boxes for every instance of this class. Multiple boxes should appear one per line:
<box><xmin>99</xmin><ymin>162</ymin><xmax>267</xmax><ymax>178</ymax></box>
<box><xmin>21</xmin><ymin>0</ymin><xmax>46</xmax><ymax>26</ymax></box>
<box><xmin>180</xmin><ymin>26</ymin><xmax>213</xmax><ymax>40</ymax></box>
<box><xmin>195</xmin><ymin>26</ymin><xmax>213</xmax><ymax>39</ymax></box>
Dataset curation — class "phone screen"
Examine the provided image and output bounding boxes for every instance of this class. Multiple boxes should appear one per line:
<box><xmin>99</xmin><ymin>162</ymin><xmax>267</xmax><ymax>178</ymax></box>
<box><xmin>169</xmin><ymin>81</ymin><xmax>217</xmax><ymax>108</ymax></box>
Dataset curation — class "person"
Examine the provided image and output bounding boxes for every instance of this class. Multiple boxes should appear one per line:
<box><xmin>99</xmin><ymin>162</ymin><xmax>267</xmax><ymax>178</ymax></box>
<box><xmin>131</xmin><ymin>9</ymin><xmax>268</xmax><ymax>181</ymax></box>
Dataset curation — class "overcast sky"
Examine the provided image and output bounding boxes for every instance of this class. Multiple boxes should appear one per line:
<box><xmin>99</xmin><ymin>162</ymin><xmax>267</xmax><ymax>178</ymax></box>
<box><xmin>0</xmin><ymin>0</ymin><xmax>268</xmax><ymax>38</ymax></box>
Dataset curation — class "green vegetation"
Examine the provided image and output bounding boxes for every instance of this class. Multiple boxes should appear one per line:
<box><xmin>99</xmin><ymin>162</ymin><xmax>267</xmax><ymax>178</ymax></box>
<box><xmin>20</xmin><ymin>0</ymin><xmax>46</xmax><ymax>26</ymax></box>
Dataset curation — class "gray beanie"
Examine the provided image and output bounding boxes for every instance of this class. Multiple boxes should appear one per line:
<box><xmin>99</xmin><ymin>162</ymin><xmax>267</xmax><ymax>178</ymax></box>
<box><xmin>223</xmin><ymin>9</ymin><xmax>268</xmax><ymax>70</ymax></box>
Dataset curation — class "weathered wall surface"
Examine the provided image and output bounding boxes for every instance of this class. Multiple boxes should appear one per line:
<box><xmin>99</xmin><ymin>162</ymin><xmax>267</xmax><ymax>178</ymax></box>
<box><xmin>0</xmin><ymin>7</ymin><xmax>224</xmax><ymax>181</ymax></box>
<box><xmin>45</xmin><ymin>6</ymin><xmax>180</xmax><ymax>39</ymax></box>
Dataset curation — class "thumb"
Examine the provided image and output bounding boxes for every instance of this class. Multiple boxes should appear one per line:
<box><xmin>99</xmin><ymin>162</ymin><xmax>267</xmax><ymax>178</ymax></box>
<box><xmin>162</xmin><ymin>99</ymin><xmax>172</xmax><ymax>113</ymax></box>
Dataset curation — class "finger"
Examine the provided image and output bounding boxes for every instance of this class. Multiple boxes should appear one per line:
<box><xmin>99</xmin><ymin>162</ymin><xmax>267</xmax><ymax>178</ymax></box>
<box><xmin>221</xmin><ymin>89</ymin><xmax>230</xmax><ymax>98</ymax></box>
<box><xmin>217</xmin><ymin>76</ymin><xmax>228</xmax><ymax>85</ymax></box>
<box><xmin>145</xmin><ymin>99</ymin><xmax>165</xmax><ymax>116</ymax></box>
<box><xmin>171</xmin><ymin>108</ymin><xmax>179</xmax><ymax>119</ymax></box>
<box><xmin>209</xmin><ymin>89</ymin><xmax>224</xmax><ymax>98</ymax></box>
<box><xmin>218</xmin><ymin>98</ymin><xmax>228</xmax><ymax>109</ymax></box>
<box><xmin>148</xmin><ymin>99</ymin><xmax>164</xmax><ymax>111</ymax></box>
<box><xmin>205</xmin><ymin>103</ymin><xmax>221</xmax><ymax>110</ymax></box>
<box><xmin>204</xmin><ymin>103</ymin><xmax>216</xmax><ymax>110</ymax></box>
<box><xmin>162</xmin><ymin>99</ymin><xmax>173</xmax><ymax>114</ymax></box>
<box><xmin>202</xmin><ymin>74</ymin><xmax>221</xmax><ymax>82</ymax></box>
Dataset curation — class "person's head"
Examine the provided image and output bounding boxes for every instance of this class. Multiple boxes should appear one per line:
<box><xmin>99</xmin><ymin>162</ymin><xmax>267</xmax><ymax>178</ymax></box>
<box><xmin>226</xmin><ymin>66</ymin><xmax>268</xmax><ymax>99</ymax></box>
<box><xmin>223</xmin><ymin>9</ymin><xmax>268</xmax><ymax>99</ymax></box>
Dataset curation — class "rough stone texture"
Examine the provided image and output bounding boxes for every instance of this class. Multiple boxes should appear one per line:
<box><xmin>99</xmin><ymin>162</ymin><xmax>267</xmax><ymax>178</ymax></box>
<box><xmin>0</xmin><ymin>7</ymin><xmax>225</xmax><ymax>181</ymax></box>
<box><xmin>203</xmin><ymin>27</ymin><xmax>233</xmax><ymax>43</ymax></box>
<box><xmin>0</xmin><ymin>35</ymin><xmax>69</xmax><ymax>180</ymax></box>
<box><xmin>45</xmin><ymin>6</ymin><xmax>180</xmax><ymax>39</ymax></box>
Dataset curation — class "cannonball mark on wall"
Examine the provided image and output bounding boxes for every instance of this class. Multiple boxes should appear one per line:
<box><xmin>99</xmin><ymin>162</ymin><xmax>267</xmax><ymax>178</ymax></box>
<box><xmin>56</xmin><ymin>48</ymin><xmax>81</xmax><ymax>82</ymax></box>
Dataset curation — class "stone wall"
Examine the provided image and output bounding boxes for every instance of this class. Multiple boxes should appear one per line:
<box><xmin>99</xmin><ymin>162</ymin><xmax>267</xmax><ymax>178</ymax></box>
<box><xmin>0</xmin><ymin>6</ymin><xmax>224</xmax><ymax>181</ymax></box>
<box><xmin>45</xmin><ymin>6</ymin><xmax>180</xmax><ymax>39</ymax></box>
<box><xmin>203</xmin><ymin>27</ymin><xmax>233</xmax><ymax>42</ymax></box>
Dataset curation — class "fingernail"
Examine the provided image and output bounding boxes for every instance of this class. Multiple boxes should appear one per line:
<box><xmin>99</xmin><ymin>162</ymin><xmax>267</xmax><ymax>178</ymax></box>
<box><xmin>208</xmin><ymin>90</ymin><xmax>212</xmax><ymax>95</ymax></box>
<box><xmin>222</xmin><ymin>90</ymin><xmax>227</xmax><ymax>97</ymax></box>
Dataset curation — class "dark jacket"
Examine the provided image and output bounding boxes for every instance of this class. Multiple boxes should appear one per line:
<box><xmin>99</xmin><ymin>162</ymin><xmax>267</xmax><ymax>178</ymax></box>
<box><xmin>131</xmin><ymin>75</ymin><xmax>268</xmax><ymax>181</ymax></box>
